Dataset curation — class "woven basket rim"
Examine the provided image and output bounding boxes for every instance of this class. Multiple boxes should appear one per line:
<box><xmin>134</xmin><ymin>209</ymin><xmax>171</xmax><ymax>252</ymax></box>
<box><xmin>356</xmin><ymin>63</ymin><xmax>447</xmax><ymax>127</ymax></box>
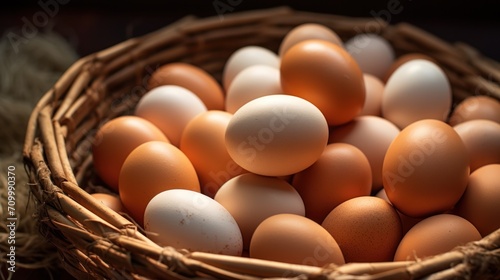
<box><xmin>23</xmin><ymin>6</ymin><xmax>500</xmax><ymax>280</ymax></box>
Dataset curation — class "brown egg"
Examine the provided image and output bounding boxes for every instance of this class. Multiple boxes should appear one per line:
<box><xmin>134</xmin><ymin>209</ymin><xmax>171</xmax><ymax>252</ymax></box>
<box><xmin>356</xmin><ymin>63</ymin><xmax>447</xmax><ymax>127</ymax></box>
<box><xmin>148</xmin><ymin>62</ymin><xmax>225</xmax><ymax>110</ymax></box>
<box><xmin>279</xmin><ymin>23</ymin><xmax>343</xmax><ymax>57</ymax></box>
<box><xmin>293</xmin><ymin>143</ymin><xmax>372</xmax><ymax>223</ymax></box>
<box><xmin>321</xmin><ymin>196</ymin><xmax>402</xmax><ymax>262</ymax></box>
<box><xmin>454</xmin><ymin>164</ymin><xmax>500</xmax><ymax>237</ymax></box>
<box><xmin>394</xmin><ymin>214</ymin><xmax>481</xmax><ymax>261</ymax></box>
<box><xmin>92</xmin><ymin>116</ymin><xmax>169</xmax><ymax>191</ymax></box>
<box><xmin>119</xmin><ymin>141</ymin><xmax>200</xmax><ymax>226</ymax></box>
<box><xmin>449</xmin><ymin>95</ymin><xmax>500</xmax><ymax>126</ymax></box>
<box><xmin>329</xmin><ymin>116</ymin><xmax>400</xmax><ymax>192</ymax></box>
<box><xmin>383</xmin><ymin>120</ymin><xmax>469</xmax><ymax>218</ymax></box>
<box><xmin>90</xmin><ymin>193</ymin><xmax>125</xmax><ymax>213</ymax></box>
<box><xmin>383</xmin><ymin>53</ymin><xmax>435</xmax><ymax>83</ymax></box>
<box><xmin>358</xmin><ymin>74</ymin><xmax>385</xmax><ymax>117</ymax></box>
<box><xmin>214</xmin><ymin>173</ymin><xmax>305</xmax><ymax>250</ymax></box>
<box><xmin>453</xmin><ymin>119</ymin><xmax>500</xmax><ymax>171</ymax></box>
<box><xmin>250</xmin><ymin>214</ymin><xmax>345</xmax><ymax>267</ymax></box>
<box><xmin>281</xmin><ymin>39</ymin><xmax>365</xmax><ymax>126</ymax></box>
<box><xmin>180</xmin><ymin>110</ymin><xmax>245</xmax><ymax>197</ymax></box>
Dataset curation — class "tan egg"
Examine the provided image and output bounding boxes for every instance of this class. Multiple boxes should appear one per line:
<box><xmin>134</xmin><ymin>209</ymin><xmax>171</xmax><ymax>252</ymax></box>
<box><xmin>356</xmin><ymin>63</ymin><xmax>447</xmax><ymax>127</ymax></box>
<box><xmin>344</xmin><ymin>33</ymin><xmax>395</xmax><ymax>80</ymax></box>
<box><xmin>455</xmin><ymin>164</ymin><xmax>500</xmax><ymax>237</ymax></box>
<box><xmin>383</xmin><ymin>53</ymin><xmax>435</xmax><ymax>83</ymax></box>
<box><xmin>119</xmin><ymin>141</ymin><xmax>200</xmax><ymax>226</ymax></box>
<box><xmin>329</xmin><ymin>115</ymin><xmax>400</xmax><ymax>191</ymax></box>
<box><xmin>279</xmin><ymin>23</ymin><xmax>343</xmax><ymax>57</ymax></box>
<box><xmin>214</xmin><ymin>173</ymin><xmax>305</xmax><ymax>250</ymax></box>
<box><xmin>394</xmin><ymin>214</ymin><xmax>481</xmax><ymax>261</ymax></box>
<box><xmin>250</xmin><ymin>214</ymin><xmax>345</xmax><ymax>267</ymax></box>
<box><xmin>358</xmin><ymin>74</ymin><xmax>385</xmax><ymax>116</ymax></box>
<box><xmin>92</xmin><ymin>116</ymin><xmax>169</xmax><ymax>191</ymax></box>
<box><xmin>293</xmin><ymin>143</ymin><xmax>372</xmax><ymax>223</ymax></box>
<box><xmin>453</xmin><ymin>119</ymin><xmax>500</xmax><ymax>171</ymax></box>
<box><xmin>225</xmin><ymin>94</ymin><xmax>328</xmax><ymax>177</ymax></box>
<box><xmin>90</xmin><ymin>193</ymin><xmax>125</xmax><ymax>213</ymax></box>
<box><xmin>321</xmin><ymin>196</ymin><xmax>402</xmax><ymax>262</ymax></box>
<box><xmin>147</xmin><ymin>62</ymin><xmax>225</xmax><ymax>110</ymax></box>
<box><xmin>281</xmin><ymin>39</ymin><xmax>365</xmax><ymax>126</ymax></box>
<box><xmin>383</xmin><ymin>120</ymin><xmax>469</xmax><ymax>218</ymax></box>
<box><xmin>180</xmin><ymin>110</ymin><xmax>245</xmax><ymax>198</ymax></box>
<box><xmin>135</xmin><ymin>85</ymin><xmax>207</xmax><ymax>146</ymax></box>
<box><xmin>449</xmin><ymin>95</ymin><xmax>500</xmax><ymax>126</ymax></box>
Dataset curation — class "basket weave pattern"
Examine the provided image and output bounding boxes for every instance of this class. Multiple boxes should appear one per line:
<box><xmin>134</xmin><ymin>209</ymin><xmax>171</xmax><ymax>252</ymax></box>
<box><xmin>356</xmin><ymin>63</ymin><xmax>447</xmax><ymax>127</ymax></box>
<box><xmin>23</xmin><ymin>7</ymin><xmax>500</xmax><ymax>279</ymax></box>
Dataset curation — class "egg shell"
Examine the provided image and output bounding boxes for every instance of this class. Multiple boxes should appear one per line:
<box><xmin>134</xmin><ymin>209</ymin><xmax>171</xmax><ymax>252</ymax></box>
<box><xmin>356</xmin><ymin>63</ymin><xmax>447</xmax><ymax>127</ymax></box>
<box><xmin>358</xmin><ymin>74</ymin><xmax>384</xmax><ymax>117</ymax></box>
<box><xmin>382</xmin><ymin>53</ymin><xmax>435</xmax><ymax>83</ymax></box>
<box><xmin>222</xmin><ymin>46</ymin><xmax>280</xmax><ymax>90</ymax></box>
<box><xmin>329</xmin><ymin>115</ymin><xmax>400</xmax><ymax>191</ymax></box>
<box><xmin>250</xmin><ymin>214</ymin><xmax>345</xmax><ymax>266</ymax></box>
<box><xmin>449</xmin><ymin>95</ymin><xmax>500</xmax><ymax>126</ymax></box>
<box><xmin>454</xmin><ymin>164</ymin><xmax>500</xmax><ymax>237</ymax></box>
<box><xmin>92</xmin><ymin>116</ymin><xmax>169</xmax><ymax>191</ymax></box>
<box><xmin>393</xmin><ymin>214</ymin><xmax>481</xmax><ymax>261</ymax></box>
<box><xmin>90</xmin><ymin>193</ymin><xmax>125</xmax><ymax>213</ymax></box>
<box><xmin>225</xmin><ymin>94</ymin><xmax>328</xmax><ymax>177</ymax></box>
<box><xmin>214</xmin><ymin>173</ymin><xmax>305</xmax><ymax>250</ymax></box>
<box><xmin>321</xmin><ymin>196</ymin><xmax>402</xmax><ymax>262</ymax></box>
<box><xmin>225</xmin><ymin>65</ymin><xmax>282</xmax><ymax>114</ymax></box>
<box><xmin>382</xmin><ymin>119</ymin><xmax>469</xmax><ymax>218</ymax></box>
<box><xmin>147</xmin><ymin>62</ymin><xmax>225</xmax><ymax>110</ymax></box>
<box><xmin>144</xmin><ymin>189</ymin><xmax>242</xmax><ymax>256</ymax></box>
<box><xmin>180</xmin><ymin>110</ymin><xmax>246</xmax><ymax>198</ymax></box>
<box><xmin>279</xmin><ymin>23</ymin><xmax>343</xmax><ymax>57</ymax></box>
<box><xmin>280</xmin><ymin>39</ymin><xmax>366</xmax><ymax>126</ymax></box>
<box><xmin>345</xmin><ymin>33</ymin><xmax>395</xmax><ymax>80</ymax></box>
<box><xmin>119</xmin><ymin>141</ymin><xmax>200</xmax><ymax>225</ymax></box>
<box><xmin>135</xmin><ymin>85</ymin><xmax>207</xmax><ymax>146</ymax></box>
<box><xmin>382</xmin><ymin>59</ymin><xmax>452</xmax><ymax>129</ymax></box>
<box><xmin>453</xmin><ymin>119</ymin><xmax>500</xmax><ymax>171</ymax></box>
<box><xmin>292</xmin><ymin>143</ymin><xmax>372</xmax><ymax>223</ymax></box>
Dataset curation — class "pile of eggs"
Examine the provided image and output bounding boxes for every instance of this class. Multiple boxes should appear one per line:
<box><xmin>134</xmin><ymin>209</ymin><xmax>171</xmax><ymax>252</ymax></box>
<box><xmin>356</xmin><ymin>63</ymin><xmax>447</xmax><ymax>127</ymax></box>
<box><xmin>90</xmin><ymin>23</ymin><xmax>500</xmax><ymax>265</ymax></box>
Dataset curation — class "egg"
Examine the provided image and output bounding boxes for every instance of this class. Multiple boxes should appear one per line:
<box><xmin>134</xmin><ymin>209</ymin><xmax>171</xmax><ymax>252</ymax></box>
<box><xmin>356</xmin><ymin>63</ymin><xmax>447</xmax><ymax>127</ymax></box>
<box><xmin>180</xmin><ymin>110</ymin><xmax>245</xmax><ymax>197</ymax></box>
<box><xmin>135</xmin><ymin>85</ymin><xmax>207</xmax><ymax>146</ymax></box>
<box><xmin>382</xmin><ymin>119</ymin><xmax>469</xmax><ymax>218</ymax></box>
<box><xmin>393</xmin><ymin>214</ymin><xmax>481</xmax><ymax>261</ymax></box>
<box><xmin>449</xmin><ymin>95</ymin><xmax>500</xmax><ymax>126</ymax></box>
<box><xmin>144</xmin><ymin>189</ymin><xmax>242</xmax><ymax>256</ymax></box>
<box><xmin>382</xmin><ymin>59</ymin><xmax>452</xmax><ymax>129</ymax></box>
<box><xmin>92</xmin><ymin>116</ymin><xmax>169</xmax><ymax>191</ymax></box>
<box><xmin>280</xmin><ymin>39</ymin><xmax>365</xmax><ymax>126</ymax></box>
<box><xmin>147</xmin><ymin>62</ymin><xmax>225</xmax><ymax>110</ymax></box>
<box><xmin>225</xmin><ymin>65</ymin><xmax>282</xmax><ymax>114</ymax></box>
<box><xmin>225</xmin><ymin>94</ymin><xmax>328</xmax><ymax>177</ymax></box>
<box><xmin>329</xmin><ymin>115</ymin><xmax>400</xmax><ymax>191</ymax></box>
<box><xmin>250</xmin><ymin>214</ymin><xmax>345</xmax><ymax>266</ymax></box>
<box><xmin>321</xmin><ymin>196</ymin><xmax>402</xmax><ymax>262</ymax></box>
<box><xmin>344</xmin><ymin>33</ymin><xmax>395</xmax><ymax>80</ymax></box>
<box><xmin>382</xmin><ymin>53</ymin><xmax>435</xmax><ymax>83</ymax></box>
<box><xmin>214</xmin><ymin>173</ymin><xmax>305</xmax><ymax>249</ymax></box>
<box><xmin>90</xmin><ymin>193</ymin><xmax>125</xmax><ymax>213</ymax></box>
<box><xmin>278</xmin><ymin>23</ymin><xmax>343</xmax><ymax>57</ymax></box>
<box><xmin>453</xmin><ymin>119</ymin><xmax>500</xmax><ymax>171</ymax></box>
<box><xmin>292</xmin><ymin>143</ymin><xmax>372</xmax><ymax>223</ymax></box>
<box><xmin>119</xmin><ymin>141</ymin><xmax>200</xmax><ymax>225</ymax></box>
<box><xmin>375</xmin><ymin>189</ymin><xmax>423</xmax><ymax>235</ymax></box>
<box><xmin>222</xmin><ymin>46</ymin><xmax>280</xmax><ymax>90</ymax></box>
<box><xmin>454</xmin><ymin>164</ymin><xmax>500</xmax><ymax>237</ymax></box>
<box><xmin>358</xmin><ymin>74</ymin><xmax>385</xmax><ymax>116</ymax></box>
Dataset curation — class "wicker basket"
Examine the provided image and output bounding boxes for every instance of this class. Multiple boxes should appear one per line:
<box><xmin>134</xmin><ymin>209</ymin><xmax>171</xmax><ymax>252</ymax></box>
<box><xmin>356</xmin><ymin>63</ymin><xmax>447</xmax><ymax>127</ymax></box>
<box><xmin>23</xmin><ymin>6</ymin><xmax>500</xmax><ymax>280</ymax></box>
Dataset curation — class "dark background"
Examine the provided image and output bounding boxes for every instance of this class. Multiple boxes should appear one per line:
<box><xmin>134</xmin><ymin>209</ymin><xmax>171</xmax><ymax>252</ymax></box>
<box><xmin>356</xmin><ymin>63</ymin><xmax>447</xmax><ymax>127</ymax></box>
<box><xmin>1</xmin><ymin>0</ymin><xmax>499</xmax><ymax>60</ymax></box>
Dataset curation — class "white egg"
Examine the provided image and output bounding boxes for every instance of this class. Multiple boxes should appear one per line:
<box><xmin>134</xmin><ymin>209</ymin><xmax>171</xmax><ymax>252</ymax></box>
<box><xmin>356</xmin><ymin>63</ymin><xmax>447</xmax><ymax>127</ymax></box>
<box><xmin>382</xmin><ymin>59</ymin><xmax>452</xmax><ymax>128</ymax></box>
<box><xmin>225</xmin><ymin>65</ymin><xmax>282</xmax><ymax>113</ymax></box>
<box><xmin>144</xmin><ymin>189</ymin><xmax>243</xmax><ymax>256</ymax></box>
<box><xmin>222</xmin><ymin>46</ymin><xmax>280</xmax><ymax>90</ymax></box>
<box><xmin>135</xmin><ymin>85</ymin><xmax>207</xmax><ymax>146</ymax></box>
